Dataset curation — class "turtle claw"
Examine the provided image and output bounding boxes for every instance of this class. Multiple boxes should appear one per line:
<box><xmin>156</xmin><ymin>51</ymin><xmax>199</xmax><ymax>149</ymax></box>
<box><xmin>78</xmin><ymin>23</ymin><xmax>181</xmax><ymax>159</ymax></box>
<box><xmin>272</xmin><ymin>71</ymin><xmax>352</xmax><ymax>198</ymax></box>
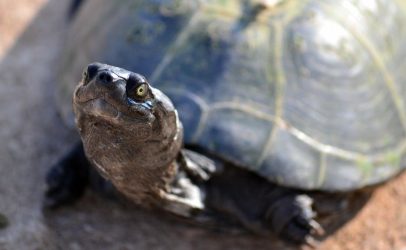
<box><xmin>303</xmin><ymin>220</ymin><xmax>324</xmax><ymax>248</ymax></box>
<box><xmin>266</xmin><ymin>194</ymin><xmax>323</xmax><ymax>245</ymax></box>
<box><xmin>304</xmin><ymin>235</ymin><xmax>321</xmax><ymax>248</ymax></box>
<box><xmin>309</xmin><ymin>219</ymin><xmax>325</xmax><ymax>236</ymax></box>
<box><xmin>179</xmin><ymin>149</ymin><xmax>220</xmax><ymax>182</ymax></box>
<box><xmin>296</xmin><ymin>216</ymin><xmax>324</xmax><ymax>237</ymax></box>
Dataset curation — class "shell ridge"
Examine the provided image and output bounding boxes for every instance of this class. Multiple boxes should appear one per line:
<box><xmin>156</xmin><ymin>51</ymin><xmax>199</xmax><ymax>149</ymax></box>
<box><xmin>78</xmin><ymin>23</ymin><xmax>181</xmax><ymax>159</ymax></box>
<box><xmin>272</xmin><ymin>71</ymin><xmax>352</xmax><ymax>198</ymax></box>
<box><xmin>320</xmin><ymin>1</ymin><xmax>406</xmax><ymax>139</ymax></box>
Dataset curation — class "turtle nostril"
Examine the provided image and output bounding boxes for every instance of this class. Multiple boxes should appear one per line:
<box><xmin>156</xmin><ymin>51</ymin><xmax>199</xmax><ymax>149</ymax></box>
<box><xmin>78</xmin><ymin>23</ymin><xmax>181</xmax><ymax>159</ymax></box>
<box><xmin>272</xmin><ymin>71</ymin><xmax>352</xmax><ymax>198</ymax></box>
<box><xmin>98</xmin><ymin>71</ymin><xmax>113</xmax><ymax>84</ymax></box>
<box><xmin>87</xmin><ymin>63</ymin><xmax>100</xmax><ymax>80</ymax></box>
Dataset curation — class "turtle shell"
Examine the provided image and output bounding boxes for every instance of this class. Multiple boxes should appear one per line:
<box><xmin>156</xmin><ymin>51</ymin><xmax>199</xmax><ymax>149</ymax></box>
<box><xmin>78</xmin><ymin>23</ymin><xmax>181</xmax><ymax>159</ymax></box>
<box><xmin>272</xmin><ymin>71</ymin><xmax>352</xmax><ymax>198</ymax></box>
<box><xmin>58</xmin><ymin>0</ymin><xmax>406</xmax><ymax>191</ymax></box>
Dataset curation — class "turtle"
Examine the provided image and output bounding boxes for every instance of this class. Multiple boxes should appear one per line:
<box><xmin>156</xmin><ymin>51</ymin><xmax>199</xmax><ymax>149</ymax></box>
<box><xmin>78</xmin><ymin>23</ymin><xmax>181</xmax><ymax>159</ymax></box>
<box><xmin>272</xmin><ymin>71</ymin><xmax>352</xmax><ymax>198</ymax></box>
<box><xmin>45</xmin><ymin>0</ymin><xmax>406</xmax><ymax>245</ymax></box>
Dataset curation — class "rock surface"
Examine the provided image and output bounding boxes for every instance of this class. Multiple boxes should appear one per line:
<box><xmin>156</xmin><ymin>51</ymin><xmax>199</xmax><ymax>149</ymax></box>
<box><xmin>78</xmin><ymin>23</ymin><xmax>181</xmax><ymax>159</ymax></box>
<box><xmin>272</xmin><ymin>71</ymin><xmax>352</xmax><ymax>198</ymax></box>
<box><xmin>0</xmin><ymin>0</ymin><xmax>404</xmax><ymax>249</ymax></box>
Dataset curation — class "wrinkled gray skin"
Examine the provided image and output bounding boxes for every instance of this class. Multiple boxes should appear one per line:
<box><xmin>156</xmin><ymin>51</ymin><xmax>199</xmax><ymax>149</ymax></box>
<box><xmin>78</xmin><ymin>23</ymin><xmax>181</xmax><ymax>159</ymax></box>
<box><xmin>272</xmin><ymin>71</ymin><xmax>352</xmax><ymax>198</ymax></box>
<box><xmin>59</xmin><ymin>62</ymin><xmax>324</xmax><ymax>245</ymax></box>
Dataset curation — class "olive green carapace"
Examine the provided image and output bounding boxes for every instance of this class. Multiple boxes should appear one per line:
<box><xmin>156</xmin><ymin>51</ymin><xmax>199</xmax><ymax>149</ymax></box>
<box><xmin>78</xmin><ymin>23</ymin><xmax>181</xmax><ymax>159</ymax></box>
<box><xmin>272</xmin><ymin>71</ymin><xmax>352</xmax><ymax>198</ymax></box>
<box><xmin>58</xmin><ymin>0</ymin><xmax>406</xmax><ymax>191</ymax></box>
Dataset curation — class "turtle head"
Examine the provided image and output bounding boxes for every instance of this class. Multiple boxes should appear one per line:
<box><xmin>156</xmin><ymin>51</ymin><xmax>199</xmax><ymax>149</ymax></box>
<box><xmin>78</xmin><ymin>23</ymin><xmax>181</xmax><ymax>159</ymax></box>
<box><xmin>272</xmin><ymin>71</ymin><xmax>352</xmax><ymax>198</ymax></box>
<box><xmin>72</xmin><ymin>63</ymin><xmax>183</xmax><ymax>195</ymax></box>
<box><xmin>73</xmin><ymin>62</ymin><xmax>176</xmax><ymax>136</ymax></box>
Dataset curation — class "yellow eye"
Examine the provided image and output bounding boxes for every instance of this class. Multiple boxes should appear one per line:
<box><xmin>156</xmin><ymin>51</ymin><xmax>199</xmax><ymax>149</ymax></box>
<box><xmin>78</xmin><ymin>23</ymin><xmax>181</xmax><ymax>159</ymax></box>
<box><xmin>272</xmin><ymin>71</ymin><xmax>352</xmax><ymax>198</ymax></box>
<box><xmin>135</xmin><ymin>83</ymin><xmax>148</xmax><ymax>97</ymax></box>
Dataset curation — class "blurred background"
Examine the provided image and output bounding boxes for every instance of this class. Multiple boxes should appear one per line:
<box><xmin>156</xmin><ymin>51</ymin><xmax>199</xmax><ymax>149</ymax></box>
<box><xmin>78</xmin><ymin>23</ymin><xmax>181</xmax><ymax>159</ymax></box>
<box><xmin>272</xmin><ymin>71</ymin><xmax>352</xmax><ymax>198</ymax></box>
<box><xmin>0</xmin><ymin>0</ymin><xmax>404</xmax><ymax>249</ymax></box>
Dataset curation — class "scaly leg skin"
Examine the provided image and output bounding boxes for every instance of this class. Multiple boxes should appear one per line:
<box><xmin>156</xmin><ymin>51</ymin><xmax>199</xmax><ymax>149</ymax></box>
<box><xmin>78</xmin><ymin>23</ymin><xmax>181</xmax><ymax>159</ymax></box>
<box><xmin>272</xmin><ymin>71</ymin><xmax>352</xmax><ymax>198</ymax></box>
<box><xmin>265</xmin><ymin>194</ymin><xmax>324</xmax><ymax>246</ymax></box>
<box><xmin>173</xmin><ymin>149</ymin><xmax>366</xmax><ymax>244</ymax></box>
<box><xmin>206</xmin><ymin>167</ymin><xmax>323</xmax><ymax>246</ymax></box>
<box><xmin>159</xmin><ymin>149</ymin><xmax>219</xmax><ymax>217</ymax></box>
<box><xmin>169</xmin><ymin>150</ymin><xmax>323</xmax><ymax>246</ymax></box>
<box><xmin>44</xmin><ymin>142</ymin><xmax>90</xmax><ymax>208</ymax></box>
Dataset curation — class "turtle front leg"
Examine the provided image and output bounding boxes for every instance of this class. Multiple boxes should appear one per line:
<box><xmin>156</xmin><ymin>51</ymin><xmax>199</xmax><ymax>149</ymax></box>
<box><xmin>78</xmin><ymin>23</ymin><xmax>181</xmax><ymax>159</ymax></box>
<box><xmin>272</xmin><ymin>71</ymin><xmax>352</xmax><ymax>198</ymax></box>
<box><xmin>159</xmin><ymin>149</ymin><xmax>221</xmax><ymax>218</ymax></box>
<box><xmin>45</xmin><ymin>142</ymin><xmax>119</xmax><ymax>208</ymax></box>
<box><xmin>44</xmin><ymin>142</ymin><xmax>90</xmax><ymax>208</ymax></box>
<box><xmin>160</xmin><ymin>172</ymin><xmax>205</xmax><ymax>217</ymax></box>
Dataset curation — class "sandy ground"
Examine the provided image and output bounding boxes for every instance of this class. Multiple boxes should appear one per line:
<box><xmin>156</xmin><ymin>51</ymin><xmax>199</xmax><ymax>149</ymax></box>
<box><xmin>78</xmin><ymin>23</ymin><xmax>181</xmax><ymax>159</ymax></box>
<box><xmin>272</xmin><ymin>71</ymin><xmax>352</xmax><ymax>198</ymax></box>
<box><xmin>0</xmin><ymin>0</ymin><xmax>404</xmax><ymax>249</ymax></box>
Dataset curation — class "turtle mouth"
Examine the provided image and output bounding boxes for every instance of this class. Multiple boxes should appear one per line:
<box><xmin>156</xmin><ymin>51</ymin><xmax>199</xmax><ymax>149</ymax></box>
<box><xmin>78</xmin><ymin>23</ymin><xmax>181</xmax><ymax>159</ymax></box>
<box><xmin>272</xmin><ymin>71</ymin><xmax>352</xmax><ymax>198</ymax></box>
<box><xmin>76</xmin><ymin>97</ymin><xmax>120</xmax><ymax>120</ymax></box>
<box><xmin>73</xmin><ymin>78</ymin><xmax>112</xmax><ymax>104</ymax></box>
<box><xmin>73</xmin><ymin>80</ymin><xmax>119</xmax><ymax>119</ymax></box>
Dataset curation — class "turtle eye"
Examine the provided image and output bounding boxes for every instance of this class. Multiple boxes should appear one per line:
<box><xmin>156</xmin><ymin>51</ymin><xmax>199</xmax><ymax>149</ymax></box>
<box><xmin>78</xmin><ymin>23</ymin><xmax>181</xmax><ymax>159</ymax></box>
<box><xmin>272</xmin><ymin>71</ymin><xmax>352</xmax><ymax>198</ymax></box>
<box><xmin>135</xmin><ymin>83</ymin><xmax>148</xmax><ymax>98</ymax></box>
<box><xmin>126</xmin><ymin>73</ymin><xmax>150</xmax><ymax>101</ymax></box>
<box><xmin>128</xmin><ymin>83</ymin><xmax>149</xmax><ymax>101</ymax></box>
